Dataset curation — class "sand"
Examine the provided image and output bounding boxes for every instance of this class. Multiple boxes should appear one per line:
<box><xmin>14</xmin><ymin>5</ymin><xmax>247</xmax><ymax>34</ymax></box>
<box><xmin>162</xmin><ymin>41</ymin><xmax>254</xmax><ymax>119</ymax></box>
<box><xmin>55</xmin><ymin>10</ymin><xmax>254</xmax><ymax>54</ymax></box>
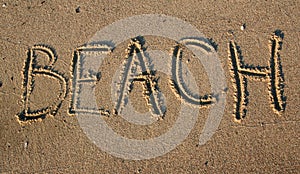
<box><xmin>0</xmin><ymin>0</ymin><xmax>299</xmax><ymax>173</ymax></box>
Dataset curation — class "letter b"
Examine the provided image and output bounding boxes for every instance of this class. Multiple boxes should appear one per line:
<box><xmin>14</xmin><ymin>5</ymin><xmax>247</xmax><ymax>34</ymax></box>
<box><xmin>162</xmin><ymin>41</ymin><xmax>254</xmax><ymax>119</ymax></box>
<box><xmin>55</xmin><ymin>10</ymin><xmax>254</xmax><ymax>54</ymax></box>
<box><xmin>18</xmin><ymin>45</ymin><xmax>68</xmax><ymax>122</ymax></box>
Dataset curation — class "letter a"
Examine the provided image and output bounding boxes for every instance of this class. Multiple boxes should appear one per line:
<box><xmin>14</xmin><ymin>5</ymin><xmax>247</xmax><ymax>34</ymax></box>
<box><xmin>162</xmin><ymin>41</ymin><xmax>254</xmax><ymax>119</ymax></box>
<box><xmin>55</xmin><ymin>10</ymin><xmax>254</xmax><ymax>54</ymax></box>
<box><xmin>228</xmin><ymin>30</ymin><xmax>286</xmax><ymax>122</ymax></box>
<box><xmin>114</xmin><ymin>37</ymin><xmax>166</xmax><ymax>119</ymax></box>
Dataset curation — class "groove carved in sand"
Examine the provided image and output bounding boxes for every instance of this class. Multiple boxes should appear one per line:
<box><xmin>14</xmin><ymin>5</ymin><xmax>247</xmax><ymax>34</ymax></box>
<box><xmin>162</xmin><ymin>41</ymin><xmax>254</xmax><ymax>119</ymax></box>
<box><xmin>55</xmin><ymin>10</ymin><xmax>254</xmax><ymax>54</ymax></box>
<box><xmin>114</xmin><ymin>37</ymin><xmax>166</xmax><ymax>119</ymax></box>
<box><xmin>228</xmin><ymin>30</ymin><xmax>286</xmax><ymax>122</ymax></box>
<box><xmin>18</xmin><ymin>44</ymin><xmax>68</xmax><ymax>123</ymax></box>
<box><xmin>69</xmin><ymin>44</ymin><xmax>111</xmax><ymax>116</ymax></box>
<box><xmin>170</xmin><ymin>44</ymin><xmax>214</xmax><ymax>106</ymax></box>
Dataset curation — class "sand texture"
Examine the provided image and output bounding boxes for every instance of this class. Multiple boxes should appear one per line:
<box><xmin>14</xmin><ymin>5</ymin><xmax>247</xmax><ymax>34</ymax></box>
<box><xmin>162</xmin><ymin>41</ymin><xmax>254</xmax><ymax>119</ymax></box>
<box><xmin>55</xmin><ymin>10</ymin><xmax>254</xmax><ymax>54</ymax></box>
<box><xmin>0</xmin><ymin>0</ymin><xmax>299</xmax><ymax>173</ymax></box>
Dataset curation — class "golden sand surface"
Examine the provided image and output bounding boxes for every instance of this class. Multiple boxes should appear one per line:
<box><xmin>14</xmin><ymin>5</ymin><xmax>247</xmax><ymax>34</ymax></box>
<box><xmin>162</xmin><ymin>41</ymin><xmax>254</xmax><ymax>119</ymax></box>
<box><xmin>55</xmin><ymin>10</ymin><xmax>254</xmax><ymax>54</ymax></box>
<box><xmin>0</xmin><ymin>1</ymin><xmax>299</xmax><ymax>173</ymax></box>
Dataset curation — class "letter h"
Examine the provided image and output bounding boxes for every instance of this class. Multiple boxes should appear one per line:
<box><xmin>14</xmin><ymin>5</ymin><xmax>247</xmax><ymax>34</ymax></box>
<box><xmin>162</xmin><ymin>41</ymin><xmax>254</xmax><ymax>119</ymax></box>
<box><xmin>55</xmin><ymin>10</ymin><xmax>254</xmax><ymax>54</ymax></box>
<box><xmin>228</xmin><ymin>30</ymin><xmax>286</xmax><ymax>122</ymax></box>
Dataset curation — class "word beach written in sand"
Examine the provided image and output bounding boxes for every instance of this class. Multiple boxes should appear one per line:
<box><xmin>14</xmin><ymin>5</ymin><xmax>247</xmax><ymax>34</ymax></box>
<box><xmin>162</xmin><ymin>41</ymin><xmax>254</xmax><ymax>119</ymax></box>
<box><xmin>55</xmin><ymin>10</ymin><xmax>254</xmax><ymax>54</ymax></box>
<box><xmin>17</xmin><ymin>30</ymin><xmax>286</xmax><ymax>124</ymax></box>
